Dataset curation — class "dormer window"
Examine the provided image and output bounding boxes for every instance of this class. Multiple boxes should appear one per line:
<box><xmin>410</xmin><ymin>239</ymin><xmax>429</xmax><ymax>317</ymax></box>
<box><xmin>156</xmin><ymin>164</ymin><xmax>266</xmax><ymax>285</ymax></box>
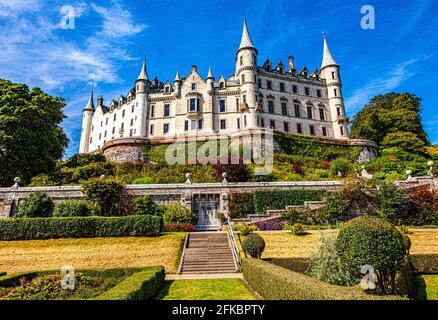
<box><xmin>165</xmin><ymin>86</ymin><xmax>170</xmax><ymax>93</ymax></box>
<box><xmin>219</xmin><ymin>81</ymin><xmax>225</xmax><ymax>89</ymax></box>
<box><xmin>191</xmin><ymin>83</ymin><xmax>196</xmax><ymax>90</ymax></box>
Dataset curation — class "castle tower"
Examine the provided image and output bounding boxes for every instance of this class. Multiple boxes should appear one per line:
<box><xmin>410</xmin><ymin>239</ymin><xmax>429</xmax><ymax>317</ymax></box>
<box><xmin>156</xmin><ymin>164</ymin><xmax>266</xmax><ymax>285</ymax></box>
<box><xmin>135</xmin><ymin>57</ymin><xmax>150</xmax><ymax>137</ymax></box>
<box><xmin>79</xmin><ymin>91</ymin><xmax>94</xmax><ymax>154</ymax></box>
<box><xmin>206</xmin><ymin>66</ymin><xmax>214</xmax><ymax>94</ymax></box>
<box><xmin>235</xmin><ymin>17</ymin><xmax>258</xmax><ymax>129</ymax></box>
<box><xmin>319</xmin><ymin>35</ymin><xmax>349</xmax><ymax>139</ymax></box>
<box><xmin>173</xmin><ymin>69</ymin><xmax>182</xmax><ymax>97</ymax></box>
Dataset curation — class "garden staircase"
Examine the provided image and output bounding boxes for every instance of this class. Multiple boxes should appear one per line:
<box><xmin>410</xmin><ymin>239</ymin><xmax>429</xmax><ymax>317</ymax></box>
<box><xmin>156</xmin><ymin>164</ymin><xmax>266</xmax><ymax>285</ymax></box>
<box><xmin>179</xmin><ymin>232</ymin><xmax>238</xmax><ymax>274</ymax></box>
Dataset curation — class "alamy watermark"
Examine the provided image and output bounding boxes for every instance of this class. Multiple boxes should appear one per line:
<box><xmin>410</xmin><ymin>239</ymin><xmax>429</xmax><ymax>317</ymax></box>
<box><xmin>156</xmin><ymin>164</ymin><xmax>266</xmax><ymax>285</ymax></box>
<box><xmin>361</xmin><ymin>5</ymin><xmax>375</xmax><ymax>30</ymax></box>
<box><xmin>60</xmin><ymin>265</ymin><xmax>75</xmax><ymax>290</ymax></box>
<box><xmin>60</xmin><ymin>5</ymin><xmax>76</xmax><ymax>30</ymax></box>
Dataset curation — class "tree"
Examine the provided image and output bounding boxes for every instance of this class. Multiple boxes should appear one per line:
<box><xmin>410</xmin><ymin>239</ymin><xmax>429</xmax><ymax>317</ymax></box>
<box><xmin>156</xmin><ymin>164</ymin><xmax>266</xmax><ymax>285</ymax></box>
<box><xmin>380</xmin><ymin>132</ymin><xmax>427</xmax><ymax>154</ymax></box>
<box><xmin>350</xmin><ymin>92</ymin><xmax>429</xmax><ymax>153</ymax></box>
<box><xmin>0</xmin><ymin>80</ymin><xmax>68</xmax><ymax>186</ymax></box>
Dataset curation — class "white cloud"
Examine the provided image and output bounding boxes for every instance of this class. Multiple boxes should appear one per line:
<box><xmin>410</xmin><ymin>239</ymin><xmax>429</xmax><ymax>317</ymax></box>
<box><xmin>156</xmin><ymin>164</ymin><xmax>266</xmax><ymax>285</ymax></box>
<box><xmin>0</xmin><ymin>0</ymin><xmax>41</xmax><ymax>17</ymax></box>
<box><xmin>345</xmin><ymin>59</ymin><xmax>420</xmax><ymax>114</ymax></box>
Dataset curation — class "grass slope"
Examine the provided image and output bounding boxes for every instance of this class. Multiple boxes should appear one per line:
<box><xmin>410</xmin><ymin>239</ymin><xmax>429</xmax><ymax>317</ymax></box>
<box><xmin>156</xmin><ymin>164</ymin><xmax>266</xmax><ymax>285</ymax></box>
<box><xmin>0</xmin><ymin>234</ymin><xmax>185</xmax><ymax>274</ymax></box>
<box><xmin>156</xmin><ymin>279</ymin><xmax>256</xmax><ymax>300</ymax></box>
<box><xmin>414</xmin><ymin>275</ymin><xmax>438</xmax><ymax>300</ymax></box>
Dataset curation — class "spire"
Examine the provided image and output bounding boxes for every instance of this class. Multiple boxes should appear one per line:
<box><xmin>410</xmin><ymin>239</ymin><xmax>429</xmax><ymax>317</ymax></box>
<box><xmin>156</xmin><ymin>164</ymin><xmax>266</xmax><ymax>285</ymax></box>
<box><xmin>321</xmin><ymin>34</ymin><xmax>338</xmax><ymax>69</ymax></box>
<box><xmin>137</xmin><ymin>56</ymin><xmax>149</xmax><ymax>81</ymax></box>
<box><xmin>174</xmin><ymin>68</ymin><xmax>181</xmax><ymax>82</ymax></box>
<box><xmin>206</xmin><ymin>66</ymin><xmax>214</xmax><ymax>79</ymax></box>
<box><xmin>84</xmin><ymin>90</ymin><xmax>94</xmax><ymax>111</ymax></box>
<box><xmin>239</xmin><ymin>17</ymin><xmax>255</xmax><ymax>50</ymax></box>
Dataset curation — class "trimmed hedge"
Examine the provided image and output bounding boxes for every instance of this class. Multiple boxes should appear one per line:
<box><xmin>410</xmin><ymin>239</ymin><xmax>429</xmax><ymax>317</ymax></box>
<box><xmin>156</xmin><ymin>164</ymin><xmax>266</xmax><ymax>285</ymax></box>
<box><xmin>241</xmin><ymin>258</ymin><xmax>405</xmax><ymax>300</ymax></box>
<box><xmin>253</xmin><ymin>189</ymin><xmax>326</xmax><ymax>213</ymax></box>
<box><xmin>95</xmin><ymin>266</ymin><xmax>165</xmax><ymax>300</ymax></box>
<box><xmin>0</xmin><ymin>215</ymin><xmax>163</xmax><ymax>240</ymax></box>
<box><xmin>411</xmin><ymin>254</ymin><xmax>438</xmax><ymax>274</ymax></box>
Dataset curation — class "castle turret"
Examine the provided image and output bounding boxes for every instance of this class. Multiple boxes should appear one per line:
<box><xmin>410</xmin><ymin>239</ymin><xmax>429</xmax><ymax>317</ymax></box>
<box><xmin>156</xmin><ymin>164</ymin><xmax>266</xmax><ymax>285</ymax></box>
<box><xmin>79</xmin><ymin>91</ymin><xmax>94</xmax><ymax>154</ymax></box>
<box><xmin>319</xmin><ymin>35</ymin><xmax>349</xmax><ymax>139</ymax></box>
<box><xmin>206</xmin><ymin>66</ymin><xmax>214</xmax><ymax>93</ymax></box>
<box><xmin>173</xmin><ymin>69</ymin><xmax>182</xmax><ymax>97</ymax></box>
<box><xmin>235</xmin><ymin>17</ymin><xmax>258</xmax><ymax>129</ymax></box>
<box><xmin>135</xmin><ymin>57</ymin><xmax>150</xmax><ymax>137</ymax></box>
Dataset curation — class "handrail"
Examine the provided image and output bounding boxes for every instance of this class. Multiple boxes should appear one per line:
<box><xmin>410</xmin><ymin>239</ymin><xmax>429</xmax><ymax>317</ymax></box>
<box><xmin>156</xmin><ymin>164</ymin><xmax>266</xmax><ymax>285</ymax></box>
<box><xmin>225</xmin><ymin>216</ymin><xmax>241</xmax><ymax>272</ymax></box>
<box><xmin>177</xmin><ymin>233</ymin><xmax>189</xmax><ymax>274</ymax></box>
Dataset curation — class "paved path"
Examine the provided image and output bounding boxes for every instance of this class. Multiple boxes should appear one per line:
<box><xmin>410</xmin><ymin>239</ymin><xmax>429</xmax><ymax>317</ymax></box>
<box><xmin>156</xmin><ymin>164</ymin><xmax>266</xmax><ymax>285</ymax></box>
<box><xmin>166</xmin><ymin>273</ymin><xmax>243</xmax><ymax>280</ymax></box>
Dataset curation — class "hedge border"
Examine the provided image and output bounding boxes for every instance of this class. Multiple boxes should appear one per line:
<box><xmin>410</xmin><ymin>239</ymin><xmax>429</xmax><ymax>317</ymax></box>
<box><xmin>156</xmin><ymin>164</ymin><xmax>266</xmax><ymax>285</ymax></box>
<box><xmin>253</xmin><ymin>189</ymin><xmax>326</xmax><ymax>213</ymax></box>
<box><xmin>0</xmin><ymin>215</ymin><xmax>163</xmax><ymax>241</ymax></box>
<box><xmin>242</xmin><ymin>258</ymin><xmax>405</xmax><ymax>300</ymax></box>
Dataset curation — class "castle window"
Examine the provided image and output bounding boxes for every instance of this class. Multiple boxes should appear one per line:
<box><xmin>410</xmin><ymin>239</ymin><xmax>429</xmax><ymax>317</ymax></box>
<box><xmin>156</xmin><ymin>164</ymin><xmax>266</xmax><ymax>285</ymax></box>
<box><xmin>242</xmin><ymin>75</ymin><xmax>245</xmax><ymax>83</ymax></box>
<box><xmin>340</xmin><ymin>126</ymin><xmax>344</xmax><ymax>136</ymax></box>
<box><xmin>129</xmin><ymin>129</ymin><xmax>133</xmax><ymax>137</ymax></box>
<box><xmin>280</xmin><ymin>82</ymin><xmax>285</xmax><ymax>92</ymax></box>
<box><xmin>150</xmin><ymin>125</ymin><xmax>154</xmax><ymax>134</ymax></box>
<box><xmin>191</xmin><ymin>83</ymin><xmax>196</xmax><ymax>90</ymax></box>
<box><xmin>130</xmin><ymin>119</ymin><xmax>134</xmax><ymax>126</ymax></box>
<box><xmin>305</xmin><ymin>87</ymin><xmax>310</xmax><ymax>96</ymax></box>
<box><xmin>240</xmin><ymin>56</ymin><xmax>243</xmax><ymax>65</ymax></box>
<box><xmin>307</xmin><ymin>106</ymin><xmax>313</xmax><ymax>119</ymax></box>
<box><xmin>189</xmin><ymin>98</ymin><xmax>197</xmax><ymax>112</ymax></box>
<box><xmin>191</xmin><ymin>120</ymin><xmax>196</xmax><ymax>130</ymax></box>
<box><xmin>260</xmin><ymin>118</ymin><xmax>265</xmax><ymax>127</ymax></box>
<box><xmin>269</xmin><ymin>120</ymin><xmax>275</xmax><ymax>129</ymax></box>
<box><xmin>267</xmin><ymin>80</ymin><xmax>272</xmax><ymax>90</ymax></box>
<box><xmin>220</xmin><ymin>119</ymin><xmax>226</xmax><ymax>130</ymax></box>
<box><xmin>319</xmin><ymin>108</ymin><xmax>325</xmax><ymax>121</ymax></box>
<box><xmin>219</xmin><ymin>100</ymin><xmax>226</xmax><ymax>113</ymax></box>
<box><xmin>132</xmin><ymin>105</ymin><xmax>135</xmax><ymax>112</ymax></box>
<box><xmin>244</xmin><ymin>115</ymin><xmax>247</xmax><ymax>127</ymax></box>
<box><xmin>294</xmin><ymin>104</ymin><xmax>301</xmax><ymax>118</ymax></box>
<box><xmin>292</xmin><ymin>85</ymin><xmax>298</xmax><ymax>94</ymax></box>
<box><xmin>105</xmin><ymin>118</ymin><xmax>108</xmax><ymax>125</ymax></box>
<box><xmin>184</xmin><ymin>120</ymin><xmax>189</xmax><ymax>131</ymax></box>
<box><xmin>198</xmin><ymin>119</ymin><xmax>203</xmax><ymax>130</ymax></box>
<box><xmin>113</xmin><ymin>114</ymin><xmax>117</xmax><ymax>121</ymax></box>
<box><xmin>332</xmin><ymin>72</ymin><xmax>335</xmax><ymax>80</ymax></box>
<box><xmin>309</xmin><ymin>125</ymin><xmax>315</xmax><ymax>135</ymax></box>
<box><xmin>164</xmin><ymin>104</ymin><xmax>170</xmax><ymax>117</ymax></box>
<box><xmin>322</xmin><ymin>127</ymin><xmax>327</xmax><ymax>136</ymax></box>
<box><xmin>112</xmin><ymin>127</ymin><xmax>115</xmax><ymax>134</ymax></box>
<box><xmin>281</xmin><ymin>102</ymin><xmax>287</xmax><ymax>116</ymax></box>
<box><xmin>99</xmin><ymin>133</ymin><xmax>101</xmax><ymax>140</ymax></box>
<box><xmin>317</xmin><ymin>89</ymin><xmax>322</xmax><ymax>97</ymax></box>
<box><xmin>297</xmin><ymin>123</ymin><xmax>303</xmax><ymax>134</ymax></box>
<box><xmin>236</xmin><ymin>98</ymin><xmax>239</xmax><ymax>111</ymax></box>
<box><xmin>258</xmin><ymin>79</ymin><xmax>262</xmax><ymax>88</ymax></box>
<box><xmin>100</xmin><ymin>121</ymin><xmax>103</xmax><ymax>127</ymax></box>
<box><xmin>122</xmin><ymin>110</ymin><xmax>125</xmax><ymax>117</ymax></box>
<box><xmin>219</xmin><ymin>81</ymin><xmax>224</xmax><ymax>89</ymax></box>
<box><xmin>163</xmin><ymin>123</ymin><xmax>169</xmax><ymax>134</ymax></box>
<box><xmin>334</xmin><ymin>88</ymin><xmax>338</xmax><ymax>97</ymax></box>
<box><xmin>104</xmin><ymin>131</ymin><xmax>107</xmax><ymax>137</ymax></box>
<box><xmin>90</xmin><ymin>137</ymin><xmax>92</xmax><ymax>143</ymax></box>
<box><xmin>283</xmin><ymin>122</ymin><xmax>289</xmax><ymax>132</ymax></box>
<box><xmin>165</xmin><ymin>86</ymin><xmax>170</xmax><ymax>93</ymax></box>
<box><xmin>243</xmin><ymin>95</ymin><xmax>247</xmax><ymax>103</ymax></box>
<box><xmin>150</xmin><ymin>105</ymin><xmax>155</xmax><ymax>118</ymax></box>
<box><xmin>237</xmin><ymin>118</ymin><xmax>241</xmax><ymax>129</ymax></box>
<box><xmin>121</xmin><ymin>123</ymin><xmax>124</xmax><ymax>131</ymax></box>
<box><xmin>91</xmin><ymin>125</ymin><xmax>94</xmax><ymax>132</ymax></box>
<box><xmin>268</xmin><ymin>100</ymin><xmax>274</xmax><ymax>114</ymax></box>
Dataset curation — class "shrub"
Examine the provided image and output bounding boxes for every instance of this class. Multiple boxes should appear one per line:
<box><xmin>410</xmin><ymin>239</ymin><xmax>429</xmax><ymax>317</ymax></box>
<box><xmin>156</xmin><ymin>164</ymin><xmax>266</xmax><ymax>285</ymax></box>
<box><xmin>254</xmin><ymin>219</ymin><xmax>286</xmax><ymax>231</ymax></box>
<box><xmin>282</xmin><ymin>209</ymin><xmax>309</xmax><ymax>225</ymax></box>
<box><xmin>241</xmin><ymin>258</ymin><xmax>404</xmax><ymax>300</ymax></box>
<box><xmin>309</xmin><ymin>236</ymin><xmax>356</xmax><ymax>286</ymax></box>
<box><xmin>53</xmin><ymin>200</ymin><xmax>90</xmax><ymax>217</ymax></box>
<box><xmin>316</xmin><ymin>192</ymin><xmax>351</xmax><ymax>225</ymax></box>
<box><xmin>14</xmin><ymin>192</ymin><xmax>54</xmax><ymax>218</ymax></box>
<box><xmin>409</xmin><ymin>187</ymin><xmax>438</xmax><ymax>226</ymax></box>
<box><xmin>289</xmin><ymin>223</ymin><xmax>307</xmax><ymax>236</ymax></box>
<box><xmin>242</xmin><ymin>233</ymin><xmax>265</xmax><ymax>258</ymax></box>
<box><xmin>162</xmin><ymin>204</ymin><xmax>197</xmax><ymax>224</ymax></box>
<box><xmin>132</xmin><ymin>195</ymin><xmax>165</xmax><ymax>216</ymax></box>
<box><xmin>336</xmin><ymin>216</ymin><xmax>408</xmax><ymax>294</ymax></box>
<box><xmin>0</xmin><ymin>215</ymin><xmax>163</xmax><ymax>240</ymax></box>
<box><xmin>233</xmin><ymin>224</ymin><xmax>258</xmax><ymax>236</ymax></box>
<box><xmin>81</xmin><ymin>178</ymin><xmax>125</xmax><ymax>216</ymax></box>
<box><xmin>229</xmin><ymin>193</ymin><xmax>254</xmax><ymax>218</ymax></box>
<box><xmin>214</xmin><ymin>158</ymin><xmax>249</xmax><ymax>182</ymax></box>
<box><xmin>163</xmin><ymin>223</ymin><xmax>195</xmax><ymax>232</ymax></box>
<box><xmin>95</xmin><ymin>266</ymin><xmax>165</xmax><ymax>300</ymax></box>
<box><xmin>253</xmin><ymin>189</ymin><xmax>326</xmax><ymax>213</ymax></box>
<box><xmin>373</xmin><ymin>183</ymin><xmax>411</xmax><ymax>225</ymax></box>
<box><xmin>331</xmin><ymin>157</ymin><xmax>352</xmax><ymax>177</ymax></box>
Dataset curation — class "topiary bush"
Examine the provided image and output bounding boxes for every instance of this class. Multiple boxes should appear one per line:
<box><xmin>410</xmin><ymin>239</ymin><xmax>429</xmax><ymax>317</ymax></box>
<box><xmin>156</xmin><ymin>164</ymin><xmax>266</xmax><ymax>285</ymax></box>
<box><xmin>331</xmin><ymin>157</ymin><xmax>353</xmax><ymax>177</ymax></box>
<box><xmin>81</xmin><ymin>177</ymin><xmax>125</xmax><ymax>216</ymax></box>
<box><xmin>242</xmin><ymin>233</ymin><xmax>265</xmax><ymax>258</ymax></box>
<box><xmin>132</xmin><ymin>195</ymin><xmax>165</xmax><ymax>216</ymax></box>
<box><xmin>53</xmin><ymin>200</ymin><xmax>90</xmax><ymax>217</ymax></box>
<box><xmin>162</xmin><ymin>204</ymin><xmax>197</xmax><ymax>224</ymax></box>
<box><xmin>14</xmin><ymin>192</ymin><xmax>54</xmax><ymax>218</ymax></box>
<box><xmin>233</xmin><ymin>224</ymin><xmax>258</xmax><ymax>236</ymax></box>
<box><xmin>288</xmin><ymin>223</ymin><xmax>307</xmax><ymax>236</ymax></box>
<box><xmin>336</xmin><ymin>216</ymin><xmax>408</xmax><ymax>294</ymax></box>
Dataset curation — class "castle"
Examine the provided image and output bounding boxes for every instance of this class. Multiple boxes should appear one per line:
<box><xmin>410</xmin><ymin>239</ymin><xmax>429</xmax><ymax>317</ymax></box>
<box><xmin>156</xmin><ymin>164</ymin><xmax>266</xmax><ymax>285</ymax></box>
<box><xmin>79</xmin><ymin>18</ymin><xmax>350</xmax><ymax>156</ymax></box>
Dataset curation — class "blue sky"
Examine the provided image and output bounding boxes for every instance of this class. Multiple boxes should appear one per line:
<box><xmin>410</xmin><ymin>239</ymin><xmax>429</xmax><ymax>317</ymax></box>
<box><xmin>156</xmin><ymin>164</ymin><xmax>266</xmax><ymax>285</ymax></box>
<box><xmin>0</xmin><ymin>0</ymin><xmax>437</xmax><ymax>157</ymax></box>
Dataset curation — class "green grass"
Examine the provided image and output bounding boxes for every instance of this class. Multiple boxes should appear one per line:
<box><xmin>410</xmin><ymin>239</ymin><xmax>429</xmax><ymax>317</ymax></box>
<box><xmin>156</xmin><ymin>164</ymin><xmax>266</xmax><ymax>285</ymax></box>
<box><xmin>414</xmin><ymin>275</ymin><xmax>438</xmax><ymax>300</ymax></box>
<box><xmin>156</xmin><ymin>279</ymin><xmax>257</xmax><ymax>300</ymax></box>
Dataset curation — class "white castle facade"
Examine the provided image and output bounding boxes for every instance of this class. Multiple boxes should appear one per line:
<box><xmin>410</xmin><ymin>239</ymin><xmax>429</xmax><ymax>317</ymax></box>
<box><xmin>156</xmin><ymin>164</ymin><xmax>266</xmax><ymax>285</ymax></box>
<box><xmin>79</xmin><ymin>18</ymin><xmax>350</xmax><ymax>154</ymax></box>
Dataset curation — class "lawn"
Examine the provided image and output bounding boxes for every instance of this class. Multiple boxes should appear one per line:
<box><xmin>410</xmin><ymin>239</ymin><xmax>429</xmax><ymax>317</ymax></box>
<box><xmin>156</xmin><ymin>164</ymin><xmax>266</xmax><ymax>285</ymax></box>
<box><xmin>156</xmin><ymin>279</ymin><xmax>257</xmax><ymax>300</ymax></box>
<box><xmin>0</xmin><ymin>233</ymin><xmax>185</xmax><ymax>275</ymax></box>
<box><xmin>414</xmin><ymin>275</ymin><xmax>438</xmax><ymax>300</ymax></box>
<box><xmin>246</xmin><ymin>229</ymin><xmax>438</xmax><ymax>259</ymax></box>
